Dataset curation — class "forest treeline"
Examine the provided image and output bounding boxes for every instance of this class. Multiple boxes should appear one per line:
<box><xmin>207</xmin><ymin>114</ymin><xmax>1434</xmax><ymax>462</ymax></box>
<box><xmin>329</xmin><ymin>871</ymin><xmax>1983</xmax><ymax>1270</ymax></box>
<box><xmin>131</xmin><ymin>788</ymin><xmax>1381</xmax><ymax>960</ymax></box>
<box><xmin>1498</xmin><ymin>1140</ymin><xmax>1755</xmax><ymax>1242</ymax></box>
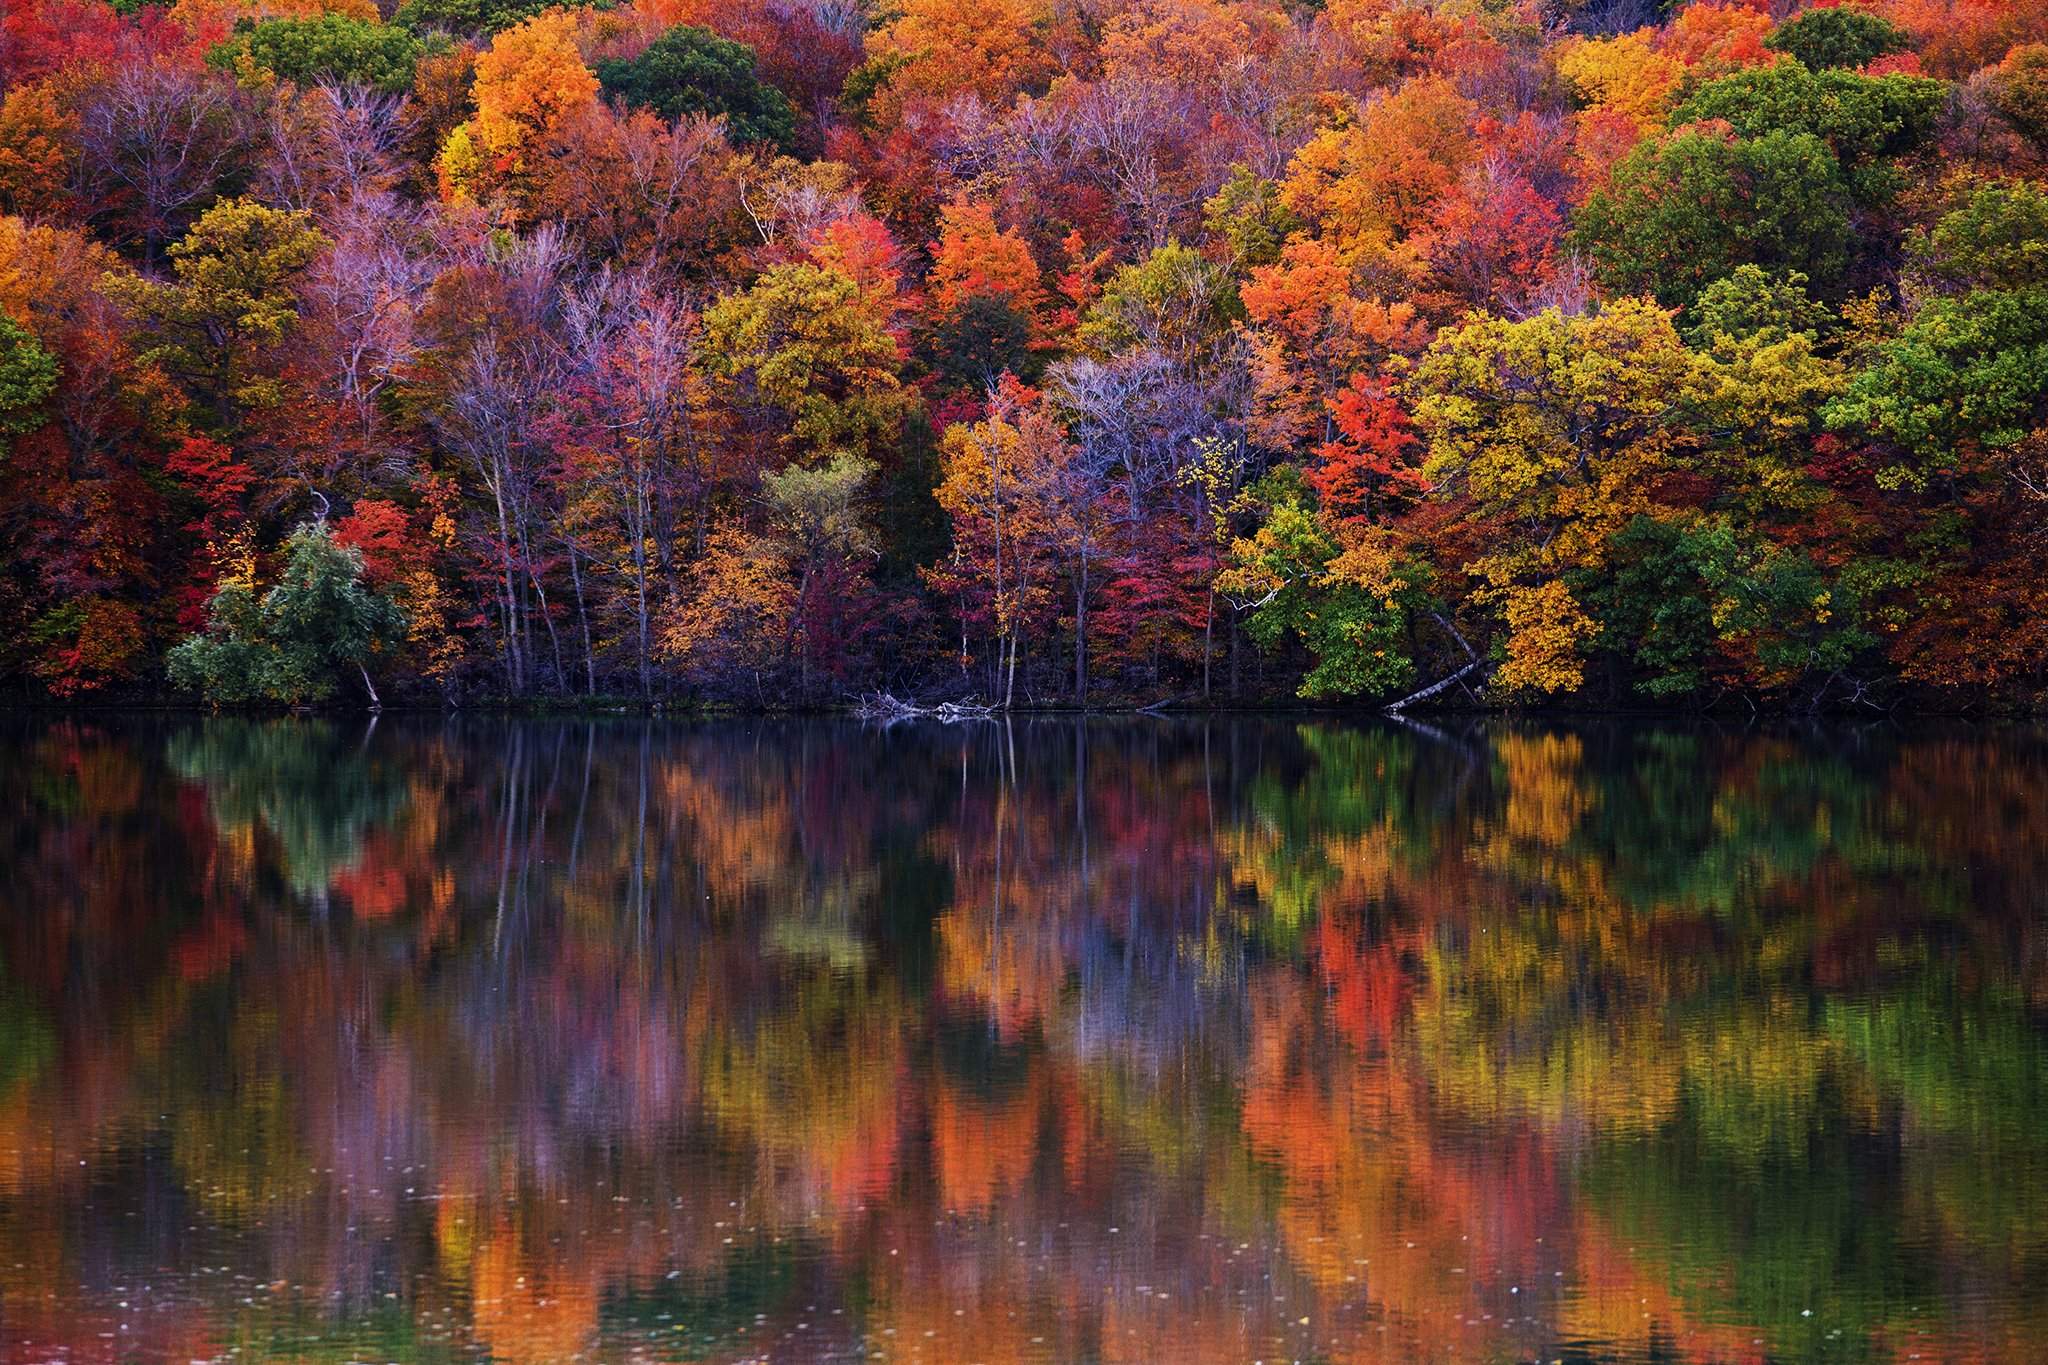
<box><xmin>1</xmin><ymin>0</ymin><xmax>2045</xmax><ymax>709</ymax></box>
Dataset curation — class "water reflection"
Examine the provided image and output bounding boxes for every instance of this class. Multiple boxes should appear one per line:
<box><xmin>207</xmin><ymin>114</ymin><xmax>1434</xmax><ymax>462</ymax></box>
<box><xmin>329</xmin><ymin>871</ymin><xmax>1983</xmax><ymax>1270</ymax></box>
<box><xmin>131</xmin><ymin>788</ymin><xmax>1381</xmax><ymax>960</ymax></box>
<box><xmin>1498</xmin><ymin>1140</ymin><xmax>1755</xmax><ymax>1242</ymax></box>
<box><xmin>0</xmin><ymin>716</ymin><xmax>2043</xmax><ymax>1363</ymax></box>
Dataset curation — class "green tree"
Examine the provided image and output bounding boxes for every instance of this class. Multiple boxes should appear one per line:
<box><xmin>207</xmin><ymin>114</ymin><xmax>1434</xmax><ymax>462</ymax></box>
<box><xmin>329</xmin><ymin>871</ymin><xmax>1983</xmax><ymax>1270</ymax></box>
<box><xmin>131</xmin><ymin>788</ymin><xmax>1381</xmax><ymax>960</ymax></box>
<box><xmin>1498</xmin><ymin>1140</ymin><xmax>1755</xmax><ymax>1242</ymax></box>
<box><xmin>1824</xmin><ymin>287</ymin><xmax>2048</xmax><ymax>489</ymax></box>
<box><xmin>103</xmin><ymin>197</ymin><xmax>329</xmax><ymax>431</ymax></box>
<box><xmin>1762</xmin><ymin>7</ymin><xmax>1909</xmax><ymax>70</ymax></box>
<box><xmin>168</xmin><ymin>521</ymin><xmax>408</xmax><ymax>707</ymax></box>
<box><xmin>1683</xmin><ymin>265</ymin><xmax>1836</xmax><ymax>349</ymax></box>
<box><xmin>208</xmin><ymin>15</ymin><xmax>429</xmax><ymax>95</ymax></box>
<box><xmin>1573</xmin><ymin>128</ymin><xmax>1852</xmax><ymax>307</ymax></box>
<box><xmin>1078</xmin><ymin>241</ymin><xmax>1242</xmax><ymax>361</ymax></box>
<box><xmin>1904</xmin><ymin>182</ymin><xmax>2048</xmax><ymax>296</ymax></box>
<box><xmin>1202</xmin><ymin>166</ymin><xmax>1303</xmax><ymax>271</ymax></box>
<box><xmin>395</xmin><ymin>0</ymin><xmax>606</xmax><ymax>36</ymax></box>
<box><xmin>596</xmin><ymin>25</ymin><xmax>796</xmax><ymax>148</ymax></box>
<box><xmin>1593</xmin><ymin>517</ymin><xmax>1877</xmax><ymax>699</ymax></box>
<box><xmin>1220</xmin><ymin>469</ymin><xmax>1418</xmax><ymax>700</ymax></box>
<box><xmin>0</xmin><ymin>314</ymin><xmax>58</xmax><ymax>447</ymax></box>
<box><xmin>1671</xmin><ymin>62</ymin><xmax>1945</xmax><ymax>168</ymax></box>
<box><xmin>1990</xmin><ymin>43</ymin><xmax>2048</xmax><ymax>150</ymax></box>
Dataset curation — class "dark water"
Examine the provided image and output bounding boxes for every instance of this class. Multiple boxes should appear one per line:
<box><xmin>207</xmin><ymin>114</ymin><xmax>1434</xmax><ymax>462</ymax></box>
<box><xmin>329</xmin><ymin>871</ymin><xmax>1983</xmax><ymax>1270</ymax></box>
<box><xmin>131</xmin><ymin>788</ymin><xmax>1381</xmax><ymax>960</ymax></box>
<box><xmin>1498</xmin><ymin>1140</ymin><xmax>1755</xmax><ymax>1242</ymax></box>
<box><xmin>0</xmin><ymin>717</ymin><xmax>2044</xmax><ymax>1365</ymax></box>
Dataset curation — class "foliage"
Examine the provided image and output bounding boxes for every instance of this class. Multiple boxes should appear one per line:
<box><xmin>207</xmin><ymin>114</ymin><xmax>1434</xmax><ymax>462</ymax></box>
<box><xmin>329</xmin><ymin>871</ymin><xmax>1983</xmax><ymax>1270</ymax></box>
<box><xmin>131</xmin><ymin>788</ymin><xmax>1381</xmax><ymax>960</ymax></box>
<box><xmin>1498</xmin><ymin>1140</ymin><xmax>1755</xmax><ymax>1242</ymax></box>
<box><xmin>1219</xmin><ymin>468</ymin><xmax>1418</xmax><ymax>699</ymax></box>
<box><xmin>101</xmin><ymin>196</ymin><xmax>329</xmax><ymax>428</ymax></box>
<box><xmin>1763</xmin><ymin>7</ymin><xmax>1910</xmax><ymax>70</ymax></box>
<box><xmin>700</xmin><ymin>261</ymin><xmax>910</xmax><ymax>460</ymax></box>
<box><xmin>167</xmin><ymin>521</ymin><xmax>407</xmax><ymax>705</ymax></box>
<box><xmin>1670</xmin><ymin>62</ymin><xmax>1946</xmax><ymax>166</ymax></box>
<box><xmin>1574</xmin><ymin>127</ymin><xmax>1852</xmax><ymax>307</ymax></box>
<box><xmin>1824</xmin><ymin>286</ymin><xmax>2048</xmax><ymax>487</ymax></box>
<box><xmin>0</xmin><ymin>314</ymin><xmax>58</xmax><ymax>442</ymax></box>
<box><xmin>209</xmin><ymin>15</ymin><xmax>428</xmax><ymax>95</ymax></box>
<box><xmin>0</xmin><ymin>0</ymin><xmax>2045</xmax><ymax>707</ymax></box>
<box><xmin>596</xmin><ymin>25</ymin><xmax>794</xmax><ymax>148</ymax></box>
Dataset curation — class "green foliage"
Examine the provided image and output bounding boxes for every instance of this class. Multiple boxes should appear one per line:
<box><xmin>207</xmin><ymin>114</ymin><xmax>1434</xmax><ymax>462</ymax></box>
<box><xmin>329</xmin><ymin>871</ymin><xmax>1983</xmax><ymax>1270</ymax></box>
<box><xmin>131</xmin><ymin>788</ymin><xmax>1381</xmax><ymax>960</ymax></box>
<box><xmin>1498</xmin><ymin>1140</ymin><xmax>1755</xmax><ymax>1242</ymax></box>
<box><xmin>597</xmin><ymin>24</ymin><xmax>795</xmax><ymax>147</ymax></box>
<box><xmin>1825</xmin><ymin>286</ymin><xmax>2048</xmax><ymax>485</ymax></box>
<box><xmin>1684</xmin><ymin>266</ymin><xmax>1835</xmax><ymax>348</ymax></box>
<box><xmin>168</xmin><ymin>522</ymin><xmax>407</xmax><ymax>706</ymax></box>
<box><xmin>762</xmin><ymin>452</ymin><xmax>877</xmax><ymax>560</ymax></box>
<box><xmin>1225</xmin><ymin>469</ymin><xmax>1417</xmax><ymax>700</ymax></box>
<box><xmin>1991</xmin><ymin>43</ymin><xmax>2048</xmax><ymax>149</ymax></box>
<box><xmin>1595</xmin><ymin>517</ymin><xmax>1876</xmax><ymax>698</ymax></box>
<box><xmin>0</xmin><ymin>314</ymin><xmax>58</xmax><ymax>443</ymax></box>
<box><xmin>1672</xmin><ymin>61</ymin><xmax>1945</xmax><ymax>165</ymax></box>
<box><xmin>396</xmin><ymin>0</ymin><xmax>608</xmax><ymax>35</ymax></box>
<box><xmin>1078</xmin><ymin>241</ymin><xmax>1242</xmax><ymax>358</ymax></box>
<box><xmin>103</xmin><ymin>197</ymin><xmax>330</xmax><ymax>430</ymax></box>
<box><xmin>1762</xmin><ymin>7</ymin><xmax>1909</xmax><ymax>70</ymax></box>
<box><xmin>1574</xmin><ymin>128</ymin><xmax>1852</xmax><ymax>307</ymax></box>
<box><xmin>208</xmin><ymin>15</ymin><xmax>429</xmax><ymax>95</ymax></box>
<box><xmin>1203</xmin><ymin>166</ymin><xmax>1303</xmax><ymax>271</ymax></box>
<box><xmin>919</xmin><ymin>293</ymin><xmax>1038</xmax><ymax>390</ymax></box>
<box><xmin>1905</xmin><ymin>181</ymin><xmax>2048</xmax><ymax>295</ymax></box>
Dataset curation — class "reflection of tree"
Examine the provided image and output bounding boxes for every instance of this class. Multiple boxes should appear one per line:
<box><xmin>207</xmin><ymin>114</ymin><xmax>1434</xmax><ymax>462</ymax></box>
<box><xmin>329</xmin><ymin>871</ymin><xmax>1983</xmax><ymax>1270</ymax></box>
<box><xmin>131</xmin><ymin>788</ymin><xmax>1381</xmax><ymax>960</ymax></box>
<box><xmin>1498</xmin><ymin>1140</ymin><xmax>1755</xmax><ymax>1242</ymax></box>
<box><xmin>0</xmin><ymin>716</ymin><xmax>2044</xmax><ymax>1363</ymax></box>
<box><xmin>166</xmin><ymin>719</ymin><xmax>412</xmax><ymax>898</ymax></box>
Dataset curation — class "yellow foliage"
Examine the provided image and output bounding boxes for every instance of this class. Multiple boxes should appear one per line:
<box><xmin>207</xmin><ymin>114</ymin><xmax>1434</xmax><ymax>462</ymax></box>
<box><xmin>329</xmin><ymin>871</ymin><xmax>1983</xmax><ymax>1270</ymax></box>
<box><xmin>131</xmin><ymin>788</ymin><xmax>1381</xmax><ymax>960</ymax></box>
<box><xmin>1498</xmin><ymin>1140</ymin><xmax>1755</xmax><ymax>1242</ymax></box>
<box><xmin>1497</xmin><ymin>580</ymin><xmax>1600</xmax><ymax>695</ymax></box>
<box><xmin>440</xmin><ymin>9</ymin><xmax>599</xmax><ymax>194</ymax></box>
<box><xmin>1557</xmin><ymin>31</ymin><xmax>1685</xmax><ymax>134</ymax></box>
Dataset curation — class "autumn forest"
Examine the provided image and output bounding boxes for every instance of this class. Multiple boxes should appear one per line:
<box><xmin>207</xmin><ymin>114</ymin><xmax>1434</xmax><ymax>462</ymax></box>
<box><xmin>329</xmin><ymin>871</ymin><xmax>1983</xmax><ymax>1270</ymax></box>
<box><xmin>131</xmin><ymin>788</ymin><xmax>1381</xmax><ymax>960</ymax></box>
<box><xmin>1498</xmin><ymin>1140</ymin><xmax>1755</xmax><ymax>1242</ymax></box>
<box><xmin>2</xmin><ymin>0</ymin><xmax>2046</xmax><ymax>710</ymax></box>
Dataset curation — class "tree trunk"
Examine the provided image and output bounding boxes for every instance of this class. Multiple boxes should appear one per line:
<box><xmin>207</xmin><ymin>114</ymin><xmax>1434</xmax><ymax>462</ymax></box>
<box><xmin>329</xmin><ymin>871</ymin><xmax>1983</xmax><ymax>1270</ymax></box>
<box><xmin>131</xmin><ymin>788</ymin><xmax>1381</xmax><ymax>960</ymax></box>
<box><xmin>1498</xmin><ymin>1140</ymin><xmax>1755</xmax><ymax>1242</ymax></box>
<box><xmin>1073</xmin><ymin>562</ymin><xmax>1089</xmax><ymax>707</ymax></box>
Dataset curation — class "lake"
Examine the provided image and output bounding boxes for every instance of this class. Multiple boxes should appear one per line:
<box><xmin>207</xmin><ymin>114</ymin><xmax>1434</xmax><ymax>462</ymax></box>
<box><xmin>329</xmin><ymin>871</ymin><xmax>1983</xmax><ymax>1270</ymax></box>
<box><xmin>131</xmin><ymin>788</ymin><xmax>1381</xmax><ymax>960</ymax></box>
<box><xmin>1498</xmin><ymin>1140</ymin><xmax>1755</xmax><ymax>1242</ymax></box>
<box><xmin>0</xmin><ymin>715</ymin><xmax>2043</xmax><ymax>1363</ymax></box>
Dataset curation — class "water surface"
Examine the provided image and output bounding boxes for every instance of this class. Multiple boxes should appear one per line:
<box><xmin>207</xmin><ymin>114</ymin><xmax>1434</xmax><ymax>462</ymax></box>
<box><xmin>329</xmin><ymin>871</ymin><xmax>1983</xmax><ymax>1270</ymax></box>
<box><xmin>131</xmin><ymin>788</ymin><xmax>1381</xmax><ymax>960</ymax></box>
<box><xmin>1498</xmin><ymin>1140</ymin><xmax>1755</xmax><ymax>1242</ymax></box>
<box><xmin>1</xmin><ymin>716</ymin><xmax>2044</xmax><ymax>1363</ymax></box>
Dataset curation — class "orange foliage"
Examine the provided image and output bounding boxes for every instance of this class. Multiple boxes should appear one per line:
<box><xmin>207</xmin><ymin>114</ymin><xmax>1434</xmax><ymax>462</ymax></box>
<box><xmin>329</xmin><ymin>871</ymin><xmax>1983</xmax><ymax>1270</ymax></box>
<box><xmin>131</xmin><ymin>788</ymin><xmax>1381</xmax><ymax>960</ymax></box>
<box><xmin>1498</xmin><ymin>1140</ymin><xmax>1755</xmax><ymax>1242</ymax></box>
<box><xmin>925</xmin><ymin>197</ymin><xmax>1045</xmax><ymax>321</ymax></box>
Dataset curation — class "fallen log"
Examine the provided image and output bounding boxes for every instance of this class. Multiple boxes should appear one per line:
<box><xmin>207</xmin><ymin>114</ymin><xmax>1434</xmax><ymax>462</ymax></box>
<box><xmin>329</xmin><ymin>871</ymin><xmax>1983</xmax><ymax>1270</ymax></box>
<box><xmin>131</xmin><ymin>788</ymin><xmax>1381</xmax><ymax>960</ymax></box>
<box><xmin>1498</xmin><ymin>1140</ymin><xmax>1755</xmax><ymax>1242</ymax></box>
<box><xmin>1384</xmin><ymin>658</ymin><xmax>1490</xmax><ymax>713</ymax></box>
<box><xmin>854</xmin><ymin>693</ymin><xmax>996</xmax><ymax>724</ymax></box>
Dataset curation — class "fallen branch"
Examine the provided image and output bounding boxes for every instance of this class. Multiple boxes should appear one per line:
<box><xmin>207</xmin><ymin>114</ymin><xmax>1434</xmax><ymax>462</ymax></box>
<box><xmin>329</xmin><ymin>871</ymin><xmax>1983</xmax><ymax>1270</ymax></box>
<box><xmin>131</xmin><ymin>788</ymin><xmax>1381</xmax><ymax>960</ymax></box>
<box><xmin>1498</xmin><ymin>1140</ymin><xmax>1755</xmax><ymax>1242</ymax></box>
<box><xmin>853</xmin><ymin>693</ymin><xmax>996</xmax><ymax>724</ymax></box>
<box><xmin>1384</xmin><ymin>658</ymin><xmax>1490</xmax><ymax>713</ymax></box>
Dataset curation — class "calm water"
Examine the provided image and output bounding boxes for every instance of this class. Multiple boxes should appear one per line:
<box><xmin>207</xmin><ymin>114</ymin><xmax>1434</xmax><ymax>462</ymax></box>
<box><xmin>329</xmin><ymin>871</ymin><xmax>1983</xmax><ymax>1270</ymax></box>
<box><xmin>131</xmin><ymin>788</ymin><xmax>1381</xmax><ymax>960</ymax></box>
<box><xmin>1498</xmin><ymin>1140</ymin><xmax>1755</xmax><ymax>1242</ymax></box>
<box><xmin>0</xmin><ymin>717</ymin><xmax>2044</xmax><ymax>1365</ymax></box>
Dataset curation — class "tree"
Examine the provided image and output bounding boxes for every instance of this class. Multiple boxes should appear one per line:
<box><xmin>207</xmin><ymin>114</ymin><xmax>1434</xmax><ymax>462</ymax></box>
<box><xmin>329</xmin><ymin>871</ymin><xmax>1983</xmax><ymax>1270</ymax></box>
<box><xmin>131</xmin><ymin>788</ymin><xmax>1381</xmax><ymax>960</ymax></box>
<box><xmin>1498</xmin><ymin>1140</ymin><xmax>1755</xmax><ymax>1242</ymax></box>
<box><xmin>597</xmin><ymin>25</ymin><xmax>795</xmax><ymax>148</ymax></box>
<box><xmin>1763</xmin><ymin>7</ymin><xmax>1909</xmax><ymax>70</ymax></box>
<box><xmin>0</xmin><ymin>315</ymin><xmax>58</xmax><ymax>447</ymax></box>
<box><xmin>859</xmin><ymin>0</ymin><xmax>1052</xmax><ymax>128</ymax></box>
<box><xmin>700</xmin><ymin>261</ymin><xmax>909</xmax><ymax>461</ymax></box>
<box><xmin>1903</xmin><ymin>181</ymin><xmax>2048</xmax><ymax>297</ymax></box>
<box><xmin>393</xmin><ymin>0</ymin><xmax>597</xmax><ymax>35</ymax></box>
<box><xmin>929</xmin><ymin>383</ymin><xmax>1101</xmax><ymax>703</ymax></box>
<box><xmin>1824</xmin><ymin>287</ymin><xmax>2048</xmax><ymax>490</ymax></box>
<box><xmin>1219</xmin><ymin>467</ymin><xmax>1419</xmax><ymax>700</ymax></box>
<box><xmin>1990</xmin><ymin>44</ymin><xmax>2048</xmax><ymax>150</ymax></box>
<box><xmin>925</xmin><ymin>197</ymin><xmax>1044</xmax><ymax>323</ymax></box>
<box><xmin>76</xmin><ymin>61</ymin><xmax>254</xmax><ymax>268</ymax></box>
<box><xmin>1573</xmin><ymin>126</ymin><xmax>1852</xmax><ymax>307</ymax></box>
<box><xmin>168</xmin><ymin>519</ymin><xmax>407</xmax><ymax>706</ymax></box>
<box><xmin>1670</xmin><ymin>63</ymin><xmax>1945</xmax><ymax>168</ymax></box>
<box><xmin>1556</xmin><ymin>31</ymin><xmax>1684</xmax><ymax>134</ymax></box>
<box><xmin>103</xmin><ymin>196</ymin><xmax>330</xmax><ymax>431</ymax></box>
<box><xmin>1411</xmin><ymin>301</ymin><xmax>1704</xmax><ymax>696</ymax></box>
<box><xmin>437</xmin><ymin>10</ymin><xmax>598</xmax><ymax>199</ymax></box>
<box><xmin>0</xmin><ymin>82</ymin><xmax>80</xmax><ymax>220</ymax></box>
<box><xmin>209</xmin><ymin>16</ymin><xmax>429</xmax><ymax>96</ymax></box>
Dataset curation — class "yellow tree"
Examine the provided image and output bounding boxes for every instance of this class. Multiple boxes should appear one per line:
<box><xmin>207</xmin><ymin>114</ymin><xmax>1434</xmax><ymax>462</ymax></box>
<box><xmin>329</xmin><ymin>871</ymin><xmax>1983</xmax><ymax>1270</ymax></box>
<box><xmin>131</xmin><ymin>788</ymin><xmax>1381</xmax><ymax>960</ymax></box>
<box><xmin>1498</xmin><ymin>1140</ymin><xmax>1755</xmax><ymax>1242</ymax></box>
<box><xmin>1411</xmin><ymin>300</ymin><xmax>1702</xmax><ymax>695</ymax></box>
<box><xmin>437</xmin><ymin>11</ymin><xmax>599</xmax><ymax>202</ymax></box>
<box><xmin>929</xmin><ymin>381</ymin><xmax>1099</xmax><ymax>704</ymax></box>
